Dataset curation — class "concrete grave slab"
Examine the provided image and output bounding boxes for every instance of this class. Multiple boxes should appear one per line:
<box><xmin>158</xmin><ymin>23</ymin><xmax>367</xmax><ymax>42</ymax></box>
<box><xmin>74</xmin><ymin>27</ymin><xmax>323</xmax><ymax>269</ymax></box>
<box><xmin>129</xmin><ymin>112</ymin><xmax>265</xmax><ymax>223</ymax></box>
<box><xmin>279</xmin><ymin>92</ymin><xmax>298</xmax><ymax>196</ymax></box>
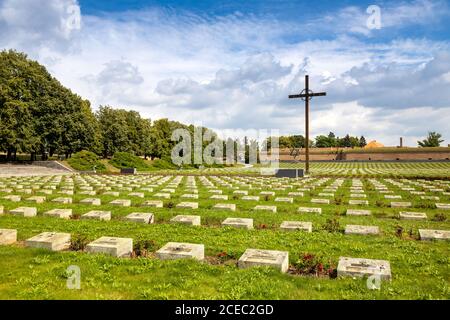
<box><xmin>81</xmin><ymin>210</ymin><xmax>111</xmax><ymax>221</ymax></box>
<box><xmin>142</xmin><ymin>200</ymin><xmax>163</xmax><ymax>208</ymax></box>
<box><xmin>311</xmin><ymin>198</ymin><xmax>330</xmax><ymax>204</ymax></box>
<box><xmin>52</xmin><ymin>197</ymin><xmax>72</xmax><ymax>204</ymax></box>
<box><xmin>298</xmin><ymin>207</ymin><xmax>322</xmax><ymax>214</ymax></box>
<box><xmin>156</xmin><ymin>242</ymin><xmax>204</xmax><ymax>261</ymax></box>
<box><xmin>254</xmin><ymin>205</ymin><xmax>277</xmax><ymax>213</ymax></box>
<box><xmin>399</xmin><ymin>212</ymin><xmax>427</xmax><ymax>220</ymax></box>
<box><xmin>337</xmin><ymin>257</ymin><xmax>391</xmax><ymax>280</ymax></box>
<box><xmin>0</xmin><ymin>229</ymin><xmax>17</xmax><ymax>245</ymax></box>
<box><xmin>391</xmin><ymin>202</ymin><xmax>412</xmax><ymax>208</ymax></box>
<box><xmin>80</xmin><ymin>198</ymin><xmax>101</xmax><ymax>206</ymax></box>
<box><xmin>110</xmin><ymin>199</ymin><xmax>131</xmax><ymax>207</ymax></box>
<box><xmin>3</xmin><ymin>195</ymin><xmax>21</xmax><ymax>202</ymax></box>
<box><xmin>238</xmin><ymin>249</ymin><xmax>289</xmax><ymax>273</ymax></box>
<box><xmin>346</xmin><ymin>209</ymin><xmax>371</xmax><ymax>216</ymax></box>
<box><xmin>125</xmin><ymin>212</ymin><xmax>154</xmax><ymax>224</ymax></box>
<box><xmin>348</xmin><ymin>200</ymin><xmax>369</xmax><ymax>205</ymax></box>
<box><xmin>25</xmin><ymin>232</ymin><xmax>71</xmax><ymax>251</ymax></box>
<box><xmin>10</xmin><ymin>206</ymin><xmax>37</xmax><ymax>217</ymax></box>
<box><xmin>176</xmin><ymin>202</ymin><xmax>198</xmax><ymax>209</ymax></box>
<box><xmin>419</xmin><ymin>229</ymin><xmax>450</xmax><ymax>241</ymax></box>
<box><xmin>221</xmin><ymin>217</ymin><xmax>253</xmax><ymax>229</ymax></box>
<box><xmin>275</xmin><ymin>197</ymin><xmax>293</xmax><ymax>203</ymax></box>
<box><xmin>86</xmin><ymin>236</ymin><xmax>133</xmax><ymax>257</ymax></box>
<box><xmin>44</xmin><ymin>208</ymin><xmax>72</xmax><ymax>219</ymax></box>
<box><xmin>213</xmin><ymin>203</ymin><xmax>236</xmax><ymax>211</ymax></box>
<box><xmin>25</xmin><ymin>196</ymin><xmax>45</xmax><ymax>203</ymax></box>
<box><xmin>345</xmin><ymin>225</ymin><xmax>379</xmax><ymax>235</ymax></box>
<box><xmin>280</xmin><ymin>221</ymin><xmax>312</xmax><ymax>232</ymax></box>
<box><xmin>170</xmin><ymin>215</ymin><xmax>201</xmax><ymax>226</ymax></box>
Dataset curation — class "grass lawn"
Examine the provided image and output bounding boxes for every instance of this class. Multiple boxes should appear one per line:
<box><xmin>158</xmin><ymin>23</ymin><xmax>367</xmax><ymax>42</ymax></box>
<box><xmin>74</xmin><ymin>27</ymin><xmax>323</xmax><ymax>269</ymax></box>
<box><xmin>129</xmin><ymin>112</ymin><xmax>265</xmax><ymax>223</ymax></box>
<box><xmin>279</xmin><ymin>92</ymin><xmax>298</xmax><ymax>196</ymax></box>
<box><xmin>0</xmin><ymin>174</ymin><xmax>449</xmax><ymax>300</ymax></box>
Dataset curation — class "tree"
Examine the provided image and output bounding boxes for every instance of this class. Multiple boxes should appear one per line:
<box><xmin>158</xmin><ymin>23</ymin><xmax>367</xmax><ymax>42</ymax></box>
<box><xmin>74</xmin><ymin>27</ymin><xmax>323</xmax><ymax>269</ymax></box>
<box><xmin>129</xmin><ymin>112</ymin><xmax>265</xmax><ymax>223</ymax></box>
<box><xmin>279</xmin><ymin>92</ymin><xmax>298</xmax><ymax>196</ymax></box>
<box><xmin>418</xmin><ymin>132</ymin><xmax>444</xmax><ymax>147</ymax></box>
<box><xmin>359</xmin><ymin>136</ymin><xmax>367</xmax><ymax>148</ymax></box>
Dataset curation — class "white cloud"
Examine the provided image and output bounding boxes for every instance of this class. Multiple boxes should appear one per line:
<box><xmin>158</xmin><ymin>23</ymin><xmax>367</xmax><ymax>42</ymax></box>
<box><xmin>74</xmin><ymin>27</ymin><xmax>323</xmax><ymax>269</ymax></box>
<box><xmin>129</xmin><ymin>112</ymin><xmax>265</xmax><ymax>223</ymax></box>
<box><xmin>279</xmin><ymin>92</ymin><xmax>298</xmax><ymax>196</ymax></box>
<box><xmin>0</xmin><ymin>0</ymin><xmax>449</xmax><ymax>146</ymax></box>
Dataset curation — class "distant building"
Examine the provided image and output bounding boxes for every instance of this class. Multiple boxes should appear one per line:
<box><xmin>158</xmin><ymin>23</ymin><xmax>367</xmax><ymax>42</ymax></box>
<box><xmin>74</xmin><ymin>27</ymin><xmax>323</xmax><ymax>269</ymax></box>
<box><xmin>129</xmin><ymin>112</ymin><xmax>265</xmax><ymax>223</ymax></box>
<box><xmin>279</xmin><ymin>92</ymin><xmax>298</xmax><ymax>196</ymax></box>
<box><xmin>364</xmin><ymin>140</ymin><xmax>385</xmax><ymax>148</ymax></box>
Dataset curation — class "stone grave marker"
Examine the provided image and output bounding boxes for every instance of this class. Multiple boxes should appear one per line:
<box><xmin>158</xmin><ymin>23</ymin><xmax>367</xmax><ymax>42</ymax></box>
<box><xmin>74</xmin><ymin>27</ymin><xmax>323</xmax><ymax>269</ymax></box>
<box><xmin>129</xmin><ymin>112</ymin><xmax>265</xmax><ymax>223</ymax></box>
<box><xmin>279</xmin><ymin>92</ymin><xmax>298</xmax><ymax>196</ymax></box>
<box><xmin>345</xmin><ymin>225</ymin><xmax>379</xmax><ymax>235</ymax></box>
<box><xmin>399</xmin><ymin>212</ymin><xmax>427</xmax><ymax>220</ymax></box>
<box><xmin>288</xmin><ymin>192</ymin><xmax>304</xmax><ymax>197</ymax></box>
<box><xmin>242</xmin><ymin>196</ymin><xmax>260</xmax><ymax>201</ymax></box>
<box><xmin>110</xmin><ymin>199</ymin><xmax>131</xmax><ymax>207</ymax></box>
<box><xmin>44</xmin><ymin>208</ymin><xmax>72</xmax><ymax>219</ymax></box>
<box><xmin>254</xmin><ymin>205</ymin><xmax>277</xmax><ymax>213</ymax></box>
<box><xmin>275</xmin><ymin>197</ymin><xmax>293</xmax><ymax>203</ymax></box>
<box><xmin>260</xmin><ymin>191</ymin><xmax>275</xmax><ymax>196</ymax></box>
<box><xmin>435</xmin><ymin>203</ymin><xmax>450</xmax><ymax>210</ymax></box>
<box><xmin>213</xmin><ymin>203</ymin><xmax>236</xmax><ymax>211</ymax></box>
<box><xmin>210</xmin><ymin>195</ymin><xmax>228</xmax><ymax>200</ymax></box>
<box><xmin>128</xmin><ymin>192</ymin><xmax>145</xmax><ymax>198</ymax></box>
<box><xmin>390</xmin><ymin>202</ymin><xmax>412</xmax><ymax>208</ymax></box>
<box><xmin>170</xmin><ymin>215</ymin><xmax>201</xmax><ymax>226</ymax></box>
<box><xmin>25</xmin><ymin>196</ymin><xmax>46</xmax><ymax>203</ymax></box>
<box><xmin>156</xmin><ymin>242</ymin><xmax>204</xmax><ymax>260</ymax></box>
<box><xmin>142</xmin><ymin>200</ymin><xmax>163</xmax><ymax>208</ymax></box>
<box><xmin>80</xmin><ymin>198</ymin><xmax>101</xmax><ymax>206</ymax></box>
<box><xmin>125</xmin><ymin>212</ymin><xmax>154</xmax><ymax>224</ymax></box>
<box><xmin>86</xmin><ymin>236</ymin><xmax>133</xmax><ymax>257</ymax></box>
<box><xmin>81</xmin><ymin>210</ymin><xmax>111</xmax><ymax>221</ymax></box>
<box><xmin>153</xmin><ymin>193</ymin><xmax>171</xmax><ymax>199</ymax></box>
<box><xmin>348</xmin><ymin>200</ymin><xmax>369</xmax><ymax>205</ymax></box>
<box><xmin>346</xmin><ymin>209</ymin><xmax>371</xmax><ymax>216</ymax></box>
<box><xmin>311</xmin><ymin>198</ymin><xmax>330</xmax><ymax>204</ymax></box>
<box><xmin>52</xmin><ymin>197</ymin><xmax>72</xmax><ymax>204</ymax></box>
<box><xmin>419</xmin><ymin>229</ymin><xmax>450</xmax><ymax>241</ymax></box>
<box><xmin>25</xmin><ymin>232</ymin><xmax>71</xmax><ymax>251</ymax></box>
<box><xmin>280</xmin><ymin>221</ymin><xmax>312</xmax><ymax>232</ymax></box>
<box><xmin>221</xmin><ymin>217</ymin><xmax>253</xmax><ymax>229</ymax></box>
<box><xmin>0</xmin><ymin>229</ymin><xmax>17</xmax><ymax>245</ymax></box>
<box><xmin>337</xmin><ymin>257</ymin><xmax>391</xmax><ymax>280</ymax></box>
<box><xmin>10</xmin><ymin>207</ymin><xmax>37</xmax><ymax>217</ymax></box>
<box><xmin>103</xmin><ymin>191</ymin><xmax>120</xmax><ymax>196</ymax></box>
<box><xmin>3</xmin><ymin>195</ymin><xmax>21</xmax><ymax>202</ymax></box>
<box><xmin>176</xmin><ymin>202</ymin><xmax>198</xmax><ymax>209</ymax></box>
<box><xmin>298</xmin><ymin>207</ymin><xmax>322</xmax><ymax>214</ymax></box>
<box><xmin>238</xmin><ymin>249</ymin><xmax>289</xmax><ymax>273</ymax></box>
<box><xmin>181</xmin><ymin>194</ymin><xmax>199</xmax><ymax>199</ymax></box>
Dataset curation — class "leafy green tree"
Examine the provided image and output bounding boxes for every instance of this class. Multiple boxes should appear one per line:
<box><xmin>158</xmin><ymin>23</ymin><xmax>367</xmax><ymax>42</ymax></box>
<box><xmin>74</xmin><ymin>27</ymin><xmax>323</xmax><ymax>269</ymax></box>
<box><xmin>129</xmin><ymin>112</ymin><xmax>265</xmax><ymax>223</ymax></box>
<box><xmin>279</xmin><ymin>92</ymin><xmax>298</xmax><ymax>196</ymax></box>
<box><xmin>359</xmin><ymin>135</ymin><xmax>367</xmax><ymax>147</ymax></box>
<box><xmin>418</xmin><ymin>132</ymin><xmax>444</xmax><ymax>147</ymax></box>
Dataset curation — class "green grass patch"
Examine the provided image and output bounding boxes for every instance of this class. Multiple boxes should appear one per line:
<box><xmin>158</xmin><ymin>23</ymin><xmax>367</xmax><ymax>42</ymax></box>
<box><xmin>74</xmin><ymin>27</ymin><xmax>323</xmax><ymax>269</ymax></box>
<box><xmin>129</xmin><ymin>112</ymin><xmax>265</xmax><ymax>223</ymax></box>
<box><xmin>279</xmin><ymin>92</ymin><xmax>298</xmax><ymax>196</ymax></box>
<box><xmin>66</xmin><ymin>151</ymin><xmax>106</xmax><ymax>172</ymax></box>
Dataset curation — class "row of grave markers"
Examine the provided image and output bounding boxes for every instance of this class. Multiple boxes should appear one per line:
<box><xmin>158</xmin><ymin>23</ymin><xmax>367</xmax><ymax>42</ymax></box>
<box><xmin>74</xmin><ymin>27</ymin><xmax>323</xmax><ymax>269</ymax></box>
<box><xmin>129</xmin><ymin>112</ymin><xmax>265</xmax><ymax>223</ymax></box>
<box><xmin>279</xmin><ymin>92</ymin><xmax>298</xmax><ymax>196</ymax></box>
<box><xmin>1</xmin><ymin>205</ymin><xmax>449</xmax><ymax>240</ymax></box>
<box><xmin>0</xmin><ymin>228</ymin><xmax>391</xmax><ymax>280</ymax></box>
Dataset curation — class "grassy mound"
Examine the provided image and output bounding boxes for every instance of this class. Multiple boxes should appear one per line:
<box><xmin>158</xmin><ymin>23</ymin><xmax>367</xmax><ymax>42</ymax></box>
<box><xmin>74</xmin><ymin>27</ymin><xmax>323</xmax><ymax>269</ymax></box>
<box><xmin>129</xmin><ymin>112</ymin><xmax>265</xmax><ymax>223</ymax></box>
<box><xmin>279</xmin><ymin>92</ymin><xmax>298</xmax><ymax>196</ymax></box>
<box><xmin>67</xmin><ymin>150</ymin><xmax>106</xmax><ymax>172</ymax></box>
<box><xmin>109</xmin><ymin>152</ymin><xmax>151</xmax><ymax>171</ymax></box>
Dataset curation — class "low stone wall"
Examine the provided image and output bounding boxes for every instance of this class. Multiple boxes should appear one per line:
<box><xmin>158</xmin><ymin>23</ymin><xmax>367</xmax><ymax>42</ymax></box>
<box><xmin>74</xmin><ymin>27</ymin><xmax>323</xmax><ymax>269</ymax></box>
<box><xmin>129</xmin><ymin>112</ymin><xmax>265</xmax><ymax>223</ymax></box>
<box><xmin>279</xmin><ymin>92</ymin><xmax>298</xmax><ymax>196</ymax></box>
<box><xmin>278</xmin><ymin>150</ymin><xmax>450</xmax><ymax>161</ymax></box>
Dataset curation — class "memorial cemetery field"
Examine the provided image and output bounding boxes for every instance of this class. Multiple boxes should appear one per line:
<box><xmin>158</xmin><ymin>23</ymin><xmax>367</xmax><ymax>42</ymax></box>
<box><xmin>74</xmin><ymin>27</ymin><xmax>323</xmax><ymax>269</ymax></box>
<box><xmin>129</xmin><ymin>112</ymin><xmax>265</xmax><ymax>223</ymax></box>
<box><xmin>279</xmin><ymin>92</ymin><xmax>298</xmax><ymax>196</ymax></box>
<box><xmin>0</xmin><ymin>173</ymin><xmax>449</xmax><ymax>300</ymax></box>
<box><xmin>161</xmin><ymin>161</ymin><xmax>450</xmax><ymax>178</ymax></box>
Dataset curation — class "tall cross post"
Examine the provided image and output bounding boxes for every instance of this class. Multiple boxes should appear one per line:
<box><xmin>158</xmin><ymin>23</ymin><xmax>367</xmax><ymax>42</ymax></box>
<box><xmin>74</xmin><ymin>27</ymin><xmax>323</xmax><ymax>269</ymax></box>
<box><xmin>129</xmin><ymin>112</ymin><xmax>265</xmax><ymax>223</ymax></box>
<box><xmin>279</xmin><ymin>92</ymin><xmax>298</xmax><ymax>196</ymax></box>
<box><xmin>288</xmin><ymin>75</ymin><xmax>326</xmax><ymax>175</ymax></box>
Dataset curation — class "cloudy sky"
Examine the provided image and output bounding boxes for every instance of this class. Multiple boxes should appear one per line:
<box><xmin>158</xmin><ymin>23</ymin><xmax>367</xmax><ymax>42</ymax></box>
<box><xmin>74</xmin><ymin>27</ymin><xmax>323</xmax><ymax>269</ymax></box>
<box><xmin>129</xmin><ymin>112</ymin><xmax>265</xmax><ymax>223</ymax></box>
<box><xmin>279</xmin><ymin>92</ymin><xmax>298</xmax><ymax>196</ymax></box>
<box><xmin>1</xmin><ymin>0</ymin><xmax>449</xmax><ymax>146</ymax></box>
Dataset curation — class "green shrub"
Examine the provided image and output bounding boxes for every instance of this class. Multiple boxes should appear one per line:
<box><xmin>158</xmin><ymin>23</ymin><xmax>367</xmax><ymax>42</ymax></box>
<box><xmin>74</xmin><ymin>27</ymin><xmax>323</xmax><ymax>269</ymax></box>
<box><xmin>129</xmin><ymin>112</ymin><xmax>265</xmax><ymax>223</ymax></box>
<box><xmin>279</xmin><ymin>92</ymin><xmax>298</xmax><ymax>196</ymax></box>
<box><xmin>67</xmin><ymin>150</ymin><xmax>106</xmax><ymax>172</ymax></box>
<box><xmin>151</xmin><ymin>158</ymin><xmax>177</xmax><ymax>170</ymax></box>
<box><xmin>109</xmin><ymin>152</ymin><xmax>150</xmax><ymax>171</ymax></box>
<box><xmin>70</xmin><ymin>234</ymin><xmax>89</xmax><ymax>251</ymax></box>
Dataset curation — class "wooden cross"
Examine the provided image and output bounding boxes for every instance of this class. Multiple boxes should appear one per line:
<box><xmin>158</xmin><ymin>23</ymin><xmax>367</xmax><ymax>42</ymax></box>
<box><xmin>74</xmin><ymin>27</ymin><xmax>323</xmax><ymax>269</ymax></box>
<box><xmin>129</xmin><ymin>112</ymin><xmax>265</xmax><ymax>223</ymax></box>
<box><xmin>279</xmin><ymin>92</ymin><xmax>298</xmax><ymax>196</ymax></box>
<box><xmin>288</xmin><ymin>75</ymin><xmax>326</xmax><ymax>174</ymax></box>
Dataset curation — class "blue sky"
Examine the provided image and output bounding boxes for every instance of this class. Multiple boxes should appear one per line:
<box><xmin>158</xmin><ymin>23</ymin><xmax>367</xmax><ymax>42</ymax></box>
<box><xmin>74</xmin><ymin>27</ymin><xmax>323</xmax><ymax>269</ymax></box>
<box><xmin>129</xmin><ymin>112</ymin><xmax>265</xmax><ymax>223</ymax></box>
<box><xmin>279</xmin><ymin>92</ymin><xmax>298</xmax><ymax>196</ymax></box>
<box><xmin>0</xmin><ymin>0</ymin><xmax>449</xmax><ymax>145</ymax></box>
